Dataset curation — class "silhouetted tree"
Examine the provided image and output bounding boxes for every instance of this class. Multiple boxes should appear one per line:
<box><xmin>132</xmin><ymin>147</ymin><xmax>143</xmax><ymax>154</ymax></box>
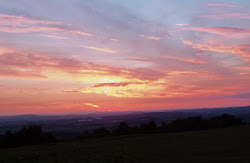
<box><xmin>166</xmin><ymin>116</ymin><xmax>204</xmax><ymax>132</ymax></box>
<box><xmin>138</xmin><ymin>120</ymin><xmax>157</xmax><ymax>133</ymax></box>
<box><xmin>112</xmin><ymin>121</ymin><xmax>131</xmax><ymax>136</ymax></box>
<box><xmin>0</xmin><ymin>125</ymin><xmax>56</xmax><ymax>148</ymax></box>
<box><xmin>147</xmin><ymin>121</ymin><xmax>157</xmax><ymax>129</ymax></box>
<box><xmin>161</xmin><ymin>122</ymin><xmax>167</xmax><ymax>128</ymax></box>
<box><xmin>92</xmin><ymin>127</ymin><xmax>110</xmax><ymax>137</ymax></box>
<box><xmin>76</xmin><ymin>114</ymin><xmax>244</xmax><ymax>140</ymax></box>
<box><xmin>206</xmin><ymin>114</ymin><xmax>243</xmax><ymax>129</ymax></box>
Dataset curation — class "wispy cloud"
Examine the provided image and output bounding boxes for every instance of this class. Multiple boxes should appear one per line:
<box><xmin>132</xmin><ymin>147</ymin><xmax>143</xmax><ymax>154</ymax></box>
<box><xmin>181</xmin><ymin>27</ymin><xmax>250</xmax><ymax>38</ymax></box>
<box><xmin>0</xmin><ymin>13</ymin><xmax>93</xmax><ymax>36</ymax></box>
<box><xmin>207</xmin><ymin>3</ymin><xmax>245</xmax><ymax>8</ymax></box>
<box><xmin>85</xmin><ymin>103</ymin><xmax>100</xmax><ymax>108</ymax></box>
<box><xmin>41</xmin><ymin>34</ymin><xmax>67</xmax><ymax>40</ymax></box>
<box><xmin>109</xmin><ymin>38</ymin><xmax>118</xmax><ymax>42</ymax></box>
<box><xmin>83</xmin><ymin>46</ymin><xmax>118</xmax><ymax>54</ymax></box>
<box><xmin>234</xmin><ymin>67</ymin><xmax>250</xmax><ymax>71</ymax></box>
<box><xmin>0</xmin><ymin>69</ymin><xmax>47</xmax><ymax>79</ymax></box>
<box><xmin>140</xmin><ymin>35</ymin><xmax>161</xmax><ymax>40</ymax></box>
<box><xmin>176</xmin><ymin>24</ymin><xmax>189</xmax><ymax>27</ymax></box>
<box><xmin>199</xmin><ymin>12</ymin><xmax>250</xmax><ymax>20</ymax></box>
<box><xmin>183</xmin><ymin>41</ymin><xmax>250</xmax><ymax>60</ymax></box>
<box><xmin>93</xmin><ymin>82</ymin><xmax>143</xmax><ymax>88</ymax></box>
<box><xmin>0</xmin><ymin>47</ymin><xmax>166</xmax><ymax>82</ymax></box>
<box><xmin>0</xmin><ymin>14</ymin><xmax>63</xmax><ymax>26</ymax></box>
<box><xmin>163</xmin><ymin>56</ymin><xmax>207</xmax><ymax>64</ymax></box>
<box><xmin>69</xmin><ymin>30</ymin><xmax>93</xmax><ymax>37</ymax></box>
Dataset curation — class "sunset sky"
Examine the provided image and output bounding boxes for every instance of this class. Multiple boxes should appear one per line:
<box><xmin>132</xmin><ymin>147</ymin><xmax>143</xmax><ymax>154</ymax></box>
<box><xmin>0</xmin><ymin>0</ymin><xmax>250</xmax><ymax>115</ymax></box>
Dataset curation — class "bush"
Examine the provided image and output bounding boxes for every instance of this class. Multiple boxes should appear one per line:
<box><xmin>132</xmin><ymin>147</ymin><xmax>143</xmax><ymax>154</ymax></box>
<box><xmin>77</xmin><ymin>131</ymin><xmax>91</xmax><ymax>139</ymax></box>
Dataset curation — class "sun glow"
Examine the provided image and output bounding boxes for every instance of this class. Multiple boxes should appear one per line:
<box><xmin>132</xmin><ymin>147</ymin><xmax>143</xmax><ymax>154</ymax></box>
<box><xmin>81</xmin><ymin>81</ymin><xmax>165</xmax><ymax>98</ymax></box>
<box><xmin>85</xmin><ymin>103</ymin><xmax>100</xmax><ymax>108</ymax></box>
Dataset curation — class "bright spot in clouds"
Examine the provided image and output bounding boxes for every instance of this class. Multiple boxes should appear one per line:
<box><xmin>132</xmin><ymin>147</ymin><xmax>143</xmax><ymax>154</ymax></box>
<box><xmin>83</xmin><ymin>46</ymin><xmax>118</xmax><ymax>54</ymax></box>
<box><xmin>85</xmin><ymin>103</ymin><xmax>100</xmax><ymax>109</ymax></box>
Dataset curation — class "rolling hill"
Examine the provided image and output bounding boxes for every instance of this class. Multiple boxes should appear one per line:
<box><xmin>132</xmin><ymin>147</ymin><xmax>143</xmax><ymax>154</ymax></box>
<box><xmin>1</xmin><ymin>125</ymin><xmax>250</xmax><ymax>162</ymax></box>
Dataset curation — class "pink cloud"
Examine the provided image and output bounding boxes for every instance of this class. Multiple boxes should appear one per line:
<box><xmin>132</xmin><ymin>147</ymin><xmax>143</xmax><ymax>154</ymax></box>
<box><xmin>0</xmin><ymin>68</ymin><xmax>47</xmax><ymax>79</ymax></box>
<box><xmin>109</xmin><ymin>38</ymin><xmax>118</xmax><ymax>42</ymax></box>
<box><xmin>0</xmin><ymin>50</ymin><xmax>100</xmax><ymax>78</ymax></box>
<box><xmin>83</xmin><ymin>46</ymin><xmax>118</xmax><ymax>54</ymax></box>
<box><xmin>183</xmin><ymin>41</ymin><xmax>250</xmax><ymax>60</ymax></box>
<box><xmin>0</xmin><ymin>84</ymin><xmax>7</xmax><ymax>88</ymax></box>
<box><xmin>69</xmin><ymin>30</ymin><xmax>93</xmax><ymax>36</ymax></box>
<box><xmin>176</xmin><ymin>24</ymin><xmax>189</xmax><ymax>27</ymax></box>
<box><xmin>234</xmin><ymin>67</ymin><xmax>250</xmax><ymax>71</ymax></box>
<box><xmin>125</xmin><ymin>58</ymin><xmax>152</xmax><ymax>63</ymax></box>
<box><xmin>0</xmin><ymin>48</ymin><xmax>165</xmax><ymax>81</ymax></box>
<box><xmin>41</xmin><ymin>34</ymin><xmax>67</xmax><ymax>40</ymax></box>
<box><xmin>140</xmin><ymin>35</ymin><xmax>161</xmax><ymax>40</ymax></box>
<box><xmin>0</xmin><ymin>14</ymin><xmax>63</xmax><ymax>26</ymax></box>
<box><xmin>0</xmin><ymin>13</ymin><xmax>93</xmax><ymax>36</ymax></box>
<box><xmin>163</xmin><ymin>56</ymin><xmax>207</xmax><ymax>64</ymax></box>
<box><xmin>207</xmin><ymin>3</ymin><xmax>245</xmax><ymax>8</ymax></box>
<box><xmin>181</xmin><ymin>27</ymin><xmax>250</xmax><ymax>38</ymax></box>
<box><xmin>199</xmin><ymin>12</ymin><xmax>250</xmax><ymax>20</ymax></box>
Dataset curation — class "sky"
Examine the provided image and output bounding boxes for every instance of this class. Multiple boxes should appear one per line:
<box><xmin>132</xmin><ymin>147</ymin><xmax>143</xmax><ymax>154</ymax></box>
<box><xmin>0</xmin><ymin>0</ymin><xmax>250</xmax><ymax>115</ymax></box>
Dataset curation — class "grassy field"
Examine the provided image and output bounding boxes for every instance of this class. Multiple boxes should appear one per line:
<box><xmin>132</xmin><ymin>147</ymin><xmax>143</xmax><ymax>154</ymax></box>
<box><xmin>1</xmin><ymin>125</ymin><xmax>250</xmax><ymax>163</ymax></box>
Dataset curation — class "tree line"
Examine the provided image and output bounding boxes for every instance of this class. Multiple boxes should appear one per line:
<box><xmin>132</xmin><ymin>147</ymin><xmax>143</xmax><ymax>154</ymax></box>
<box><xmin>0</xmin><ymin>114</ymin><xmax>244</xmax><ymax>147</ymax></box>
<box><xmin>0</xmin><ymin>125</ymin><xmax>55</xmax><ymax>147</ymax></box>
<box><xmin>78</xmin><ymin>114</ymin><xmax>243</xmax><ymax>138</ymax></box>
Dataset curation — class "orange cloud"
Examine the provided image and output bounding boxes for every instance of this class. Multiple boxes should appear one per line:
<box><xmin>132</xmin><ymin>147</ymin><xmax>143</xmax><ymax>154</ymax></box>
<box><xmin>2</xmin><ymin>46</ymin><xmax>242</xmax><ymax>101</ymax></box>
<box><xmin>168</xmin><ymin>71</ymin><xmax>198</xmax><ymax>76</ymax></box>
<box><xmin>0</xmin><ymin>47</ymin><xmax>166</xmax><ymax>83</ymax></box>
<box><xmin>147</xmin><ymin>36</ymin><xmax>161</xmax><ymax>40</ymax></box>
<box><xmin>83</xmin><ymin>46</ymin><xmax>118</xmax><ymax>54</ymax></box>
<box><xmin>62</xmin><ymin>89</ymin><xmax>81</xmax><ymax>93</ymax></box>
<box><xmin>81</xmin><ymin>82</ymin><xmax>165</xmax><ymax>98</ymax></box>
<box><xmin>93</xmin><ymin>82</ymin><xmax>141</xmax><ymax>88</ymax></box>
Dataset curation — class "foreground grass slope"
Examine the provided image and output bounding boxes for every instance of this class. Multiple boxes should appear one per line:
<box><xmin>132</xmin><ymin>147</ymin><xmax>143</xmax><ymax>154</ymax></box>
<box><xmin>1</xmin><ymin>125</ymin><xmax>250</xmax><ymax>162</ymax></box>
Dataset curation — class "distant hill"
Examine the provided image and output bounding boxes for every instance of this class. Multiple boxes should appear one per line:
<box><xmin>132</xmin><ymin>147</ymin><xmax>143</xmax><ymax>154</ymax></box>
<box><xmin>0</xmin><ymin>106</ymin><xmax>249</xmax><ymax>138</ymax></box>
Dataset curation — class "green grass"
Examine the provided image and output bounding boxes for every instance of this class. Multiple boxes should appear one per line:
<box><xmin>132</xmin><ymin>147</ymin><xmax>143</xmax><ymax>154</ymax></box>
<box><xmin>1</xmin><ymin>125</ymin><xmax>250</xmax><ymax>163</ymax></box>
